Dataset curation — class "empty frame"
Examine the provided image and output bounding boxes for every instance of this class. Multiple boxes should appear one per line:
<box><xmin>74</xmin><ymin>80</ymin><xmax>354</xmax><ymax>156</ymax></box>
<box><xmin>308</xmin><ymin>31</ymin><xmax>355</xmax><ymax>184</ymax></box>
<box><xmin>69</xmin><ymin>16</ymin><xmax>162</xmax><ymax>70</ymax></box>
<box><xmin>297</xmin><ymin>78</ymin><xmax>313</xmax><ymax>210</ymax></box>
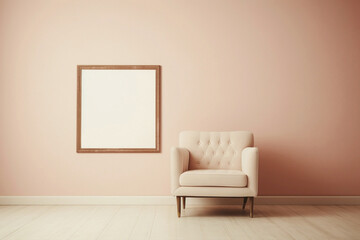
<box><xmin>77</xmin><ymin>65</ymin><xmax>160</xmax><ymax>153</ymax></box>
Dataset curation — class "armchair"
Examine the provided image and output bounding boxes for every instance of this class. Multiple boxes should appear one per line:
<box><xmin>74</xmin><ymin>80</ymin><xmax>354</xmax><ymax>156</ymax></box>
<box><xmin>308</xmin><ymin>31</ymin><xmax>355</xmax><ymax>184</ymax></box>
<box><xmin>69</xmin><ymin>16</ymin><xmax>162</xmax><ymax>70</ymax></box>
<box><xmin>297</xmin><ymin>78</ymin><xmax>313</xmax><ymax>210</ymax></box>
<box><xmin>171</xmin><ymin>131</ymin><xmax>259</xmax><ymax>217</ymax></box>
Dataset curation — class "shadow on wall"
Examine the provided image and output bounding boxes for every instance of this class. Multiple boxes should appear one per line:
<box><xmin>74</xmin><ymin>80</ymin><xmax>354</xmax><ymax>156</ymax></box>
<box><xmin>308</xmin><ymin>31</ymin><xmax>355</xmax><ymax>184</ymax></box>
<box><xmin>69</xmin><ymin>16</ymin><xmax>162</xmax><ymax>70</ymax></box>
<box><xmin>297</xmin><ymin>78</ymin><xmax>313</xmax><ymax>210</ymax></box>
<box><xmin>258</xmin><ymin>144</ymin><xmax>330</xmax><ymax>196</ymax></box>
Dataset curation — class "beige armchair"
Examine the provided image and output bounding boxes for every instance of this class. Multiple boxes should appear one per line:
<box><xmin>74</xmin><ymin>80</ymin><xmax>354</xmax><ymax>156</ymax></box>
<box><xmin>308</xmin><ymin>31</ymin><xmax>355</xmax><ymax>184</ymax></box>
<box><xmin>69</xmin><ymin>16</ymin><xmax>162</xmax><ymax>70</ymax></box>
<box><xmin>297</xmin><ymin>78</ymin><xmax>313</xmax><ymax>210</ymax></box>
<box><xmin>171</xmin><ymin>131</ymin><xmax>259</xmax><ymax>217</ymax></box>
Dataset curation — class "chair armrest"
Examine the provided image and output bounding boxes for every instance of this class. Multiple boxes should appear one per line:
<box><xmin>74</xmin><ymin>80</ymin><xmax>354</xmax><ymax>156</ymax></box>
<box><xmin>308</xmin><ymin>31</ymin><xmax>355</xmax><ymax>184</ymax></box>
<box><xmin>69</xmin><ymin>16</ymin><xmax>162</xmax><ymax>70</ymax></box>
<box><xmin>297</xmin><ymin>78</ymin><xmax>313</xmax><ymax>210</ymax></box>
<box><xmin>242</xmin><ymin>147</ymin><xmax>259</xmax><ymax>196</ymax></box>
<box><xmin>170</xmin><ymin>147</ymin><xmax>190</xmax><ymax>195</ymax></box>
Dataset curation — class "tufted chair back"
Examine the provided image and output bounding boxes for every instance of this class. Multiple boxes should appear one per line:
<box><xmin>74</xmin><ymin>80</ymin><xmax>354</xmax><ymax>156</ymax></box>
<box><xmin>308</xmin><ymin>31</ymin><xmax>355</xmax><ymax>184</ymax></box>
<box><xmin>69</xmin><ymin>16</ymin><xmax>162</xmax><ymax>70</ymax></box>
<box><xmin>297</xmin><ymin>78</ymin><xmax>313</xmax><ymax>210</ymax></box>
<box><xmin>179</xmin><ymin>131</ymin><xmax>253</xmax><ymax>170</ymax></box>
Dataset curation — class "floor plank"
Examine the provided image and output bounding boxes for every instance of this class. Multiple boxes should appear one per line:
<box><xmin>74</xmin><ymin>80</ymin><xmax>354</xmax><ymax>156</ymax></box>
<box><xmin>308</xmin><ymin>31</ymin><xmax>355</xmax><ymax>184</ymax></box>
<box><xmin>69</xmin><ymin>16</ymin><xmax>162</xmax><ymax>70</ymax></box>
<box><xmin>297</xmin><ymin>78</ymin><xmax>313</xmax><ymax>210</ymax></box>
<box><xmin>128</xmin><ymin>206</ymin><xmax>156</xmax><ymax>240</ymax></box>
<box><xmin>0</xmin><ymin>205</ymin><xmax>359</xmax><ymax>240</ymax></box>
<box><xmin>97</xmin><ymin>206</ymin><xmax>142</xmax><ymax>240</ymax></box>
<box><xmin>67</xmin><ymin>206</ymin><xmax>119</xmax><ymax>240</ymax></box>
<box><xmin>0</xmin><ymin>206</ymin><xmax>50</xmax><ymax>239</ymax></box>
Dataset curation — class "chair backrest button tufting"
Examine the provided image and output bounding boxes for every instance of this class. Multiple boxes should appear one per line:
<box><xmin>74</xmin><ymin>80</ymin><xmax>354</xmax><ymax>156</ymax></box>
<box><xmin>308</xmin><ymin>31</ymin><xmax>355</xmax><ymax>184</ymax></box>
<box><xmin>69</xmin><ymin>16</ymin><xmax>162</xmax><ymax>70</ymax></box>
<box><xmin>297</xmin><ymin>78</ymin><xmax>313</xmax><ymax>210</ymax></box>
<box><xmin>179</xmin><ymin>131</ymin><xmax>254</xmax><ymax>171</ymax></box>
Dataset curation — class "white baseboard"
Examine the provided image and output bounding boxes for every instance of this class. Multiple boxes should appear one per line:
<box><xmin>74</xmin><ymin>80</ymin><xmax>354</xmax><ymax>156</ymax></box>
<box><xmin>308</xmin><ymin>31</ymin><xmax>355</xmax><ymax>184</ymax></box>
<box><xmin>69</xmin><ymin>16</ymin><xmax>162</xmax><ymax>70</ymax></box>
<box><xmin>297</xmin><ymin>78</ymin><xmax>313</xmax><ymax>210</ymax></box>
<box><xmin>255</xmin><ymin>196</ymin><xmax>360</xmax><ymax>205</ymax></box>
<box><xmin>0</xmin><ymin>196</ymin><xmax>359</xmax><ymax>206</ymax></box>
<box><xmin>0</xmin><ymin>196</ymin><xmax>173</xmax><ymax>206</ymax></box>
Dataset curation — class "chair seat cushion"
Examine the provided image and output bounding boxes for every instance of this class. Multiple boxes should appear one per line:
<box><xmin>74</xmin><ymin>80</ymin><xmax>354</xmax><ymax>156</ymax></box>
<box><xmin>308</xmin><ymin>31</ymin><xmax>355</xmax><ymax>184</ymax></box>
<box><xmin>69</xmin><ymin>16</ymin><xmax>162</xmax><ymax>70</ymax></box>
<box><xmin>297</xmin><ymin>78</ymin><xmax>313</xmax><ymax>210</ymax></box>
<box><xmin>179</xmin><ymin>169</ymin><xmax>247</xmax><ymax>187</ymax></box>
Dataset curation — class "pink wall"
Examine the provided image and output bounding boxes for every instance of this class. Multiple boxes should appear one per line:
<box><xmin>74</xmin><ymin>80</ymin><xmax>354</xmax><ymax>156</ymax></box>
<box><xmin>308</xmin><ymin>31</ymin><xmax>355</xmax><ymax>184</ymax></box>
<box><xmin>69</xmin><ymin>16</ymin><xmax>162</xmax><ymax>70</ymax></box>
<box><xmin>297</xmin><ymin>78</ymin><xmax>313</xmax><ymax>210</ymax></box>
<box><xmin>1</xmin><ymin>0</ymin><xmax>359</xmax><ymax>196</ymax></box>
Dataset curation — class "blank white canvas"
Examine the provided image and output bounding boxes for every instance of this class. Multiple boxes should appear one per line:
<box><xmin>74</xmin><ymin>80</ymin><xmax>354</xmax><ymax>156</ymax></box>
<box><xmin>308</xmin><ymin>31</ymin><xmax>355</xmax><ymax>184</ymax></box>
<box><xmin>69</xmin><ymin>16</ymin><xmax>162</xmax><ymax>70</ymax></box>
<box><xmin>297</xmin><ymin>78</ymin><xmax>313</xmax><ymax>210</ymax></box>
<box><xmin>81</xmin><ymin>69</ymin><xmax>156</xmax><ymax>148</ymax></box>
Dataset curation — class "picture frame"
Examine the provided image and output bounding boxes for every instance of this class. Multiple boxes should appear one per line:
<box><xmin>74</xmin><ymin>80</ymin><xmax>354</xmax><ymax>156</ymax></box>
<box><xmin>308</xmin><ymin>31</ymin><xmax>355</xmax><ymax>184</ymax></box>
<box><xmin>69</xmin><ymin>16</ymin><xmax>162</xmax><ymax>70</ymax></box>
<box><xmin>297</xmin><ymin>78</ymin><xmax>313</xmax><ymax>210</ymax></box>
<box><xmin>77</xmin><ymin>65</ymin><xmax>161</xmax><ymax>153</ymax></box>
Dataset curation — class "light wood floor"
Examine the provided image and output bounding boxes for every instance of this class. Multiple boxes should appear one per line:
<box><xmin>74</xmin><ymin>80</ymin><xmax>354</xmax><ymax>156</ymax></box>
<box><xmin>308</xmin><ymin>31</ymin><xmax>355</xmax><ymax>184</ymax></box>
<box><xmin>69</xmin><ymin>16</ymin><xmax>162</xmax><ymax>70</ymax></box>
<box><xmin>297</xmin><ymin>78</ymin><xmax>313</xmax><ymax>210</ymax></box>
<box><xmin>0</xmin><ymin>205</ymin><xmax>359</xmax><ymax>240</ymax></box>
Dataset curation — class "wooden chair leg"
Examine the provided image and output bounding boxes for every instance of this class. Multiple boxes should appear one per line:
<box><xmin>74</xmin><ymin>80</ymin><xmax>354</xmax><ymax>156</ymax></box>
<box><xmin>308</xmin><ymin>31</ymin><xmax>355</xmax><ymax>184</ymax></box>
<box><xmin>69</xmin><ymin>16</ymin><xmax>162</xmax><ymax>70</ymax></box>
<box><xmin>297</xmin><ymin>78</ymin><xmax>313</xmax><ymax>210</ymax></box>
<box><xmin>242</xmin><ymin>197</ymin><xmax>248</xmax><ymax>210</ymax></box>
<box><xmin>182</xmin><ymin>197</ymin><xmax>186</xmax><ymax>209</ymax></box>
<box><xmin>249</xmin><ymin>197</ymin><xmax>254</xmax><ymax>218</ymax></box>
<box><xmin>176</xmin><ymin>196</ymin><xmax>181</xmax><ymax>218</ymax></box>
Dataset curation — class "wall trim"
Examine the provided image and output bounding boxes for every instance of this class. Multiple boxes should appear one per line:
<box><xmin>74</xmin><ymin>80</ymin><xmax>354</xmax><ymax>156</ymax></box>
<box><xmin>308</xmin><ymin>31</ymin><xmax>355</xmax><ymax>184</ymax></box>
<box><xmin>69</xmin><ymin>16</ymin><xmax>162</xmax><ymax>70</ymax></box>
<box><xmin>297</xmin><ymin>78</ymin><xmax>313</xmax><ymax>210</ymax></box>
<box><xmin>0</xmin><ymin>196</ymin><xmax>173</xmax><ymax>206</ymax></box>
<box><xmin>0</xmin><ymin>196</ymin><xmax>359</xmax><ymax>205</ymax></box>
<box><xmin>254</xmin><ymin>196</ymin><xmax>360</xmax><ymax>205</ymax></box>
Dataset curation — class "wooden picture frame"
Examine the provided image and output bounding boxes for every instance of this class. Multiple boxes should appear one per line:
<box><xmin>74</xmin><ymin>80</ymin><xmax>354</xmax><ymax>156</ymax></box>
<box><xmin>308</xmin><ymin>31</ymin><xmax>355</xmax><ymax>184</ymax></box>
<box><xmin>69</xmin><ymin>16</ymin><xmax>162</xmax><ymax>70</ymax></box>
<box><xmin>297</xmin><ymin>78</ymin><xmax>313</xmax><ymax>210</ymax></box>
<box><xmin>77</xmin><ymin>65</ymin><xmax>161</xmax><ymax>153</ymax></box>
